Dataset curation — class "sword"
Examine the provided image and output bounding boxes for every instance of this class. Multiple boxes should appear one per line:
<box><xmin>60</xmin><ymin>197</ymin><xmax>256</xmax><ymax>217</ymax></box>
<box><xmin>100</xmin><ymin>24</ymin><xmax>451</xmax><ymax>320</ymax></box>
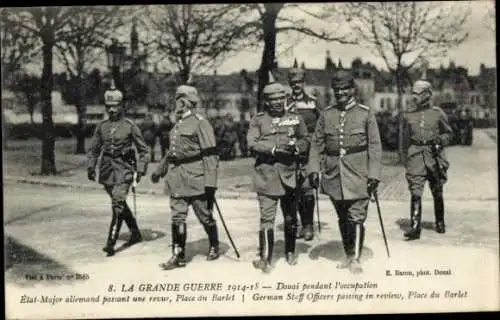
<box><xmin>371</xmin><ymin>190</ymin><xmax>390</xmax><ymax>258</ymax></box>
<box><xmin>214</xmin><ymin>199</ymin><xmax>240</xmax><ymax>259</ymax></box>
<box><xmin>315</xmin><ymin>186</ymin><xmax>321</xmax><ymax>233</ymax></box>
<box><xmin>132</xmin><ymin>171</ymin><xmax>138</xmax><ymax>217</ymax></box>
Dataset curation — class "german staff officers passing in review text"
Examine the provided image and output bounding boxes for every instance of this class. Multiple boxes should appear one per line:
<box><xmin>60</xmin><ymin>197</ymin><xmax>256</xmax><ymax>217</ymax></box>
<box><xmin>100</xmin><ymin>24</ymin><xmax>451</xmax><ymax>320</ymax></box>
<box><xmin>151</xmin><ymin>82</ymin><xmax>221</xmax><ymax>271</ymax></box>
<box><xmin>87</xmin><ymin>83</ymin><xmax>150</xmax><ymax>257</ymax></box>
<box><xmin>308</xmin><ymin>69</ymin><xmax>382</xmax><ymax>274</ymax></box>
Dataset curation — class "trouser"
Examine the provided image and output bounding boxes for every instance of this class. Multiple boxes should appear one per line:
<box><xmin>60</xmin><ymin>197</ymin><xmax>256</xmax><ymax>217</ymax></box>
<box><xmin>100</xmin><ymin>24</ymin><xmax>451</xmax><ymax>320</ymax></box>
<box><xmin>331</xmin><ymin>198</ymin><xmax>369</xmax><ymax>261</ymax></box>
<box><xmin>170</xmin><ymin>195</ymin><xmax>219</xmax><ymax>249</ymax></box>
<box><xmin>160</xmin><ymin>139</ymin><xmax>169</xmax><ymax>158</ymax></box>
<box><xmin>257</xmin><ymin>187</ymin><xmax>297</xmax><ymax>255</ymax></box>
<box><xmin>297</xmin><ymin>172</ymin><xmax>315</xmax><ymax>229</ymax></box>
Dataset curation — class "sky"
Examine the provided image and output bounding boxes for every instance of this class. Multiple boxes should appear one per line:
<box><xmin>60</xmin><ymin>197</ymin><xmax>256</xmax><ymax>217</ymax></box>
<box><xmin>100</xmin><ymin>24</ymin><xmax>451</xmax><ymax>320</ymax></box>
<box><xmin>214</xmin><ymin>1</ymin><xmax>496</xmax><ymax>76</ymax></box>
<box><xmin>22</xmin><ymin>1</ymin><xmax>496</xmax><ymax>77</ymax></box>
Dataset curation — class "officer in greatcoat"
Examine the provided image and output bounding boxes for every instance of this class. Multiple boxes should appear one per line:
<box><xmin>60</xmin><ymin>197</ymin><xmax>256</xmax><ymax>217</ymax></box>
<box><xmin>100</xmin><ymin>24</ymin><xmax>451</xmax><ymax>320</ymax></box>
<box><xmin>87</xmin><ymin>83</ymin><xmax>150</xmax><ymax>256</ymax></box>
<box><xmin>308</xmin><ymin>69</ymin><xmax>382</xmax><ymax>274</ymax></box>
<box><xmin>403</xmin><ymin>79</ymin><xmax>453</xmax><ymax>240</ymax></box>
<box><xmin>285</xmin><ymin>59</ymin><xmax>322</xmax><ymax>241</ymax></box>
<box><xmin>247</xmin><ymin>72</ymin><xmax>309</xmax><ymax>273</ymax></box>
<box><xmin>151</xmin><ymin>83</ymin><xmax>221</xmax><ymax>270</ymax></box>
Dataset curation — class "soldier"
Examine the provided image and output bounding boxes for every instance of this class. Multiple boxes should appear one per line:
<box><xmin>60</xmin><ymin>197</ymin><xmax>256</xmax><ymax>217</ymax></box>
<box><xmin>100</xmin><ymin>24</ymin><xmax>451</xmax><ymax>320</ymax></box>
<box><xmin>237</xmin><ymin>113</ymin><xmax>250</xmax><ymax>157</ymax></box>
<box><xmin>308</xmin><ymin>69</ymin><xmax>382</xmax><ymax>274</ymax></box>
<box><xmin>87</xmin><ymin>83</ymin><xmax>150</xmax><ymax>257</ymax></box>
<box><xmin>286</xmin><ymin>59</ymin><xmax>322</xmax><ymax>241</ymax></box>
<box><xmin>403</xmin><ymin>79</ymin><xmax>453</xmax><ymax>240</ymax></box>
<box><xmin>151</xmin><ymin>82</ymin><xmax>220</xmax><ymax>270</ymax></box>
<box><xmin>140</xmin><ymin>112</ymin><xmax>158</xmax><ymax>162</ymax></box>
<box><xmin>247</xmin><ymin>72</ymin><xmax>309</xmax><ymax>273</ymax></box>
<box><xmin>158</xmin><ymin>111</ymin><xmax>174</xmax><ymax>158</ymax></box>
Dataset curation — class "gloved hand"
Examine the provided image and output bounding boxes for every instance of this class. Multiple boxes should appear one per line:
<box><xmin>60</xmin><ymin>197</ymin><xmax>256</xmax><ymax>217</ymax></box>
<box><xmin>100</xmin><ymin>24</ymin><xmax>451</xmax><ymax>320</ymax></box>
<box><xmin>205</xmin><ymin>186</ymin><xmax>217</xmax><ymax>211</ymax></box>
<box><xmin>151</xmin><ymin>172</ymin><xmax>160</xmax><ymax>184</ymax></box>
<box><xmin>431</xmin><ymin>137</ymin><xmax>443</xmax><ymax>155</ymax></box>
<box><xmin>309</xmin><ymin>172</ymin><xmax>320</xmax><ymax>189</ymax></box>
<box><xmin>87</xmin><ymin>169</ymin><xmax>96</xmax><ymax>181</ymax></box>
<box><xmin>367</xmin><ymin>178</ymin><xmax>380</xmax><ymax>197</ymax></box>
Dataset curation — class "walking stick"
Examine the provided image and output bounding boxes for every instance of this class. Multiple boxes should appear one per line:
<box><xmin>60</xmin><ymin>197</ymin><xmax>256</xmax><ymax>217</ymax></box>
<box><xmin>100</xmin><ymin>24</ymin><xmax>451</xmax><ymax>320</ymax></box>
<box><xmin>214</xmin><ymin>199</ymin><xmax>240</xmax><ymax>259</ymax></box>
<box><xmin>132</xmin><ymin>171</ymin><xmax>138</xmax><ymax>217</ymax></box>
<box><xmin>372</xmin><ymin>190</ymin><xmax>390</xmax><ymax>258</ymax></box>
<box><xmin>315</xmin><ymin>186</ymin><xmax>321</xmax><ymax>233</ymax></box>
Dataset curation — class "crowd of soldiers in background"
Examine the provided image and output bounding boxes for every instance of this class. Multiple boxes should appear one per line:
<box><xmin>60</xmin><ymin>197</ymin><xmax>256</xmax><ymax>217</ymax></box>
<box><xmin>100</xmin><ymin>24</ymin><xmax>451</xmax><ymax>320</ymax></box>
<box><xmin>137</xmin><ymin>111</ymin><xmax>251</xmax><ymax>162</ymax></box>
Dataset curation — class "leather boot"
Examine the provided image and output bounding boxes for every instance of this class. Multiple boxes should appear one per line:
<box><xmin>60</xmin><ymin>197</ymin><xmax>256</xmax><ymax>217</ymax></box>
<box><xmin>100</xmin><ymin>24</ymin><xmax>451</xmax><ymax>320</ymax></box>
<box><xmin>204</xmin><ymin>224</ymin><xmax>220</xmax><ymax>261</ymax></box>
<box><xmin>348</xmin><ymin>223</ymin><xmax>365</xmax><ymax>275</ymax></box>
<box><xmin>160</xmin><ymin>223</ymin><xmax>186</xmax><ymax>270</ymax></box>
<box><xmin>253</xmin><ymin>229</ymin><xmax>274</xmax><ymax>273</ymax></box>
<box><xmin>103</xmin><ymin>212</ymin><xmax>122</xmax><ymax>257</ymax></box>
<box><xmin>337</xmin><ymin>220</ymin><xmax>355</xmax><ymax>269</ymax></box>
<box><xmin>300</xmin><ymin>195</ymin><xmax>315</xmax><ymax>241</ymax></box>
<box><xmin>433</xmin><ymin>191</ymin><xmax>446</xmax><ymax>234</ymax></box>
<box><xmin>285</xmin><ymin>223</ymin><xmax>297</xmax><ymax>266</ymax></box>
<box><xmin>123</xmin><ymin>204</ymin><xmax>143</xmax><ymax>246</ymax></box>
<box><xmin>404</xmin><ymin>196</ymin><xmax>422</xmax><ymax>240</ymax></box>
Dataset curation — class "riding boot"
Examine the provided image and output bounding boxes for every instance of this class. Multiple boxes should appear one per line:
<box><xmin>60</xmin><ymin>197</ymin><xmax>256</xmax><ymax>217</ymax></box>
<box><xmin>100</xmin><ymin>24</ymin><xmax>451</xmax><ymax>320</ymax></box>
<box><xmin>404</xmin><ymin>196</ymin><xmax>422</xmax><ymax>240</ymax></box>
<box><xmin>300</xmin><ymin>195</ymin><xmax>315</xmax><ymax>241</ymax></box>
<box><xmin>336</xmin><ymin>220</ymin><xmax>351</xmax><ymax>269</ymax></box>
<box><xmin>253</xmin><ymin>230</ymin><xmax>266</xmax><ymax>270</ymax></box>
<box><xmin>160</xmin><ymin>223</ymin><xmax>186</xmax><ymax>270</ymax></box>
<box><xmin>253</xmin><ymin>229</ymin><xmax>274</xmax><ymax>273</ymax></box>
<box><xmin>103</xmin><ymin>211</ymin><xmax>122</xmax><ymax>257</ymax></box>
<box><xmin>123</xmin><ymin>203</ymin><xmax>143</xmax><ymax>246</ymax></box>
<box><xmin>204</xmin><ymin>224</ymin><xmax>220</xmax><ymax>261</ymax></box>
<box><xmin>433</xmin><ymin>192</ymin><xmax>446</xmax><ymax>234</ymax></box>
<box><xmin>285</xmin><ymin>223</ymin><xmax>297</xmax><ymax>266</ymax></box>
<box><xmin>348</xmin><ymin>223</ymin><xmax>365</xmax><ymax>275</ymax></box>
<box><xmin>296</xmin><ymin>199</ymin><xmax>305</xmax><ymax>239</ymax></box>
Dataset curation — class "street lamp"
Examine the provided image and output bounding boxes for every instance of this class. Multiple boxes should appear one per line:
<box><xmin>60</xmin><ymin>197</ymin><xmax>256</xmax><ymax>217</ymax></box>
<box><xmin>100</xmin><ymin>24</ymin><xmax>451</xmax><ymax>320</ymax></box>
<box><xmin>105</xmin><ymin>38</ymin><xmax>127</xmax><ymax>91</ymax></box>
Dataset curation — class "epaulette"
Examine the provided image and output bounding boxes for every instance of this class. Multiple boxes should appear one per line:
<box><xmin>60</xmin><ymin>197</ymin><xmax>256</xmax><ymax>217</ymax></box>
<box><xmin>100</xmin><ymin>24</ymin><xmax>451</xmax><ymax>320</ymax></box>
<box><xmin>305</xmin><ymin>92</ymin><xmax>317</xmax><ymax>101</ymax></box>
<box><xmin>255</xmin><ymin>112</ymin><xmax>265</xmax><ymax>116</ymax></box>
<box><xmin>193</xmin><ymin>113</ymin><xmax>204</xmax><ymax>120</ymax></box>
<box><xmin>124</xmin><ymin>117</ymin><xmax>137</xmax><ymax>126</ymax></box>
<box><xmin>356</xmin><ymin>103</ymin><xmax>370</xmax><ymax>111</ymax></box>
<box><xmin>432</xmin><ymin>106</ymin><xmax>443</xmax><ymax>111</ymax></box>
<box><xmin>325</xmin><ymin>104</ymin><xmax>336</xmax><ymax>111</ymax></box>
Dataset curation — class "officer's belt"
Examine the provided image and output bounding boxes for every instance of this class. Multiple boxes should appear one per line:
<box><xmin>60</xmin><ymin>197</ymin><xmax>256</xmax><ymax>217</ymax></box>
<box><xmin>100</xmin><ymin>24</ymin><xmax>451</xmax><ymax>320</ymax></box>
<box><xmin>103</xmin><ymin>149</ymin><xmax>133</xmax><ymax>158</ymax></box>
<box><xmin>255</xmin><ymin>154</ymin><xmax>297</xmax><ymax>166</ymax></box>
<box><xmin>410</xmin><ymin>139</ymin><xmax>434</xmax><ymax>146</ymax></box>
<box><xmin>326</xmin><ymin>145</ymin><xmax>368</xmax><ymax>156</ymax></box>
<box><xmin>170</xmin><ymin>147</ymin><xmax>218</xmax><ymax>166</ymax></box>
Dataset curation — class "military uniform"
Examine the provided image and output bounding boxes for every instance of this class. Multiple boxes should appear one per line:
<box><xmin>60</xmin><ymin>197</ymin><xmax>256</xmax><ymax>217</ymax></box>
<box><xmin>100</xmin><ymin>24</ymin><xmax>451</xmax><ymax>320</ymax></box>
<box><xmin>248</xmin><ymin>72</ymin><xmax>309</xmax><ymax>272</ymax></box>
<box><xmin>87</xmin><ymin>86</ymin><xmax>150</xmax><ymax>256</ymax></box>
<box><xmin>158</xmin><ymin>113</ymin><xmax>174</xmax><ymax>158</ymax></box>
<box><xmin>140</xmin><ymin>114</ymin><xmax>158</xmax><ymax>162</ymax></box>
<box><xmin>151</xmin><ymin>84</ymin><xmax>220</xmax><ymax>270</ymax></box>
<box><xmin>403</xmin><ymin>80</ymin><xmax>453</xmax><ymax>239</ymax></box>
<box><xmin>286</xmin><ymin>66</ymin><xmax>322</xmax><ymax>240</ymax></box>
<box><xmin>309</xmin><ymin>70</ymin><xmax>382</xmax><ymax>274</ymax></box>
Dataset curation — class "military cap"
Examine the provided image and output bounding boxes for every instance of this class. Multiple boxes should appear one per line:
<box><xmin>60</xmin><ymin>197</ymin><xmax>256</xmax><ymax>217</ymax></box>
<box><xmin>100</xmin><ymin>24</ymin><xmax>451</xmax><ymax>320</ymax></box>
<box><xmin>288</xmin><ymin>58</ymin><xmax>305</xmax><ymax>82</ymax></box>
<box><xmin>104</xmin><ymin>85</ymin><xmax>123</xmax><ymax>106</ymax></box>
<box><xmin>175</xmin><ymin>84</ymin><xmax>199</xmax><ymax>103</ymax></box>
<box><xmin>412</xmin><ymin>80</ymin><xmax>432</xmax><ymax>95</ymax></box>
<box><xmin>331</xmin><ymin>69</ymin><xmax>355</xmax><ymax>89</ymax></box>
<box><xmin>263</xmin><ymin>71</ymin><xmax>286</xmax><ymax>99</ymax></box>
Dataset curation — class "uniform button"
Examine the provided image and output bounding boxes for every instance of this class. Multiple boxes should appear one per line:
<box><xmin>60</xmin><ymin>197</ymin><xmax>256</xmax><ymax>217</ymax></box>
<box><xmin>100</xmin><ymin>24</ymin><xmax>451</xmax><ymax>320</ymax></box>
<box><xmin>340</xmin><ymin>128</ymin><xmax>344</xmax><ymax>133</ymax></box>
<box><xmin>340</xmin><ymin>135</ymin><xmax>344</xmax><ymax>139</ymax></box>
<box><xmin>339</xmin><ymin>141</ymin><xmax>343</xmax><ymax>146</ymax></box>
<box><xmin>340</xmin><ymin>123</ymin><xmax>344</xmax><ymax>127</ymax></box>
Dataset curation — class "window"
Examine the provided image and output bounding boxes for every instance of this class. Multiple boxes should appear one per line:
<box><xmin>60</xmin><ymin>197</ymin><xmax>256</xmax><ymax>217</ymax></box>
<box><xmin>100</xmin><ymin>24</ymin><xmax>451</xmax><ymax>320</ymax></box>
<box><xmin>380</xmin><ymin>97</ymin><xmax>385</xmax><ymax>110</ymax></box>
<box><xmin>387</xmin><ymin>98</ymin><xmax>392</xmax><ymax>110</ymax></box>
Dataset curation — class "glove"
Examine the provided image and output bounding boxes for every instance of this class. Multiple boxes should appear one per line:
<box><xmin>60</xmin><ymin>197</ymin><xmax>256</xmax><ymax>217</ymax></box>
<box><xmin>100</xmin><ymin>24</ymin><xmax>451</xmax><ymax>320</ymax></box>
<box><xmin>309</xmin><ymin>172</ymin><xmax>320</xmax><ymax>189</ymax></box>
<box><xmin>367</xmin><ymin>178</ymin><xmax>380</xmax><ymax>197</ymax></box>
<box><xmin>431</xmin><ymin>137</ymin><xmax>443</xmax><ymax>154</ymax></box>
<box><xmin>205</xmin><ymin>187</ymin><xmax>217</xmax><ymax>211</ymax></box>
<box><xmin>151</xmin><ymin>172</ymin><xmax>160</xmax><ymax>184</ymax></box>
<box><xmin>273</xmin><ymin>147</ymin><xmax>295</xmax><ymax>157</ymax></box>
<box><xmin>87</xmin><ymin>169</ymin><xmax>96</xmax><ymax>181</ymax></box>
<box><xmin>135</xmin><ymin>172</ymin><xmax>143</xmax><ymax>184</ymax></box>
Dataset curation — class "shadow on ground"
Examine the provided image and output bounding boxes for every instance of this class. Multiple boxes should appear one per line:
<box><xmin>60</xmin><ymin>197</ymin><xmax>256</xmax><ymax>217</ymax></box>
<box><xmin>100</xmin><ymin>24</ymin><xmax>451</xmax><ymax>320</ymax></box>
<box><xmin>4</xmin><ymin>235</ymin><xmax>76</xmax><ymax>287</ymax></box>
<box><xmin>114</xmin><ymin>228</ymin><xmax>166</xmax><ymax>254</ymax></box>
<box><xmin>396</xmin><ymin>218</ymin><xmax>436</xmax><ymax>233</ymax></box>
<box><xmin>308</xmin><ymin>240</ymin><xmax>374</xmax><ymax>263</ymax></box>
<box><xmin>276</xmin><ymin>221</ymin><xmax>330</xmax><ymax>233</ymax></box>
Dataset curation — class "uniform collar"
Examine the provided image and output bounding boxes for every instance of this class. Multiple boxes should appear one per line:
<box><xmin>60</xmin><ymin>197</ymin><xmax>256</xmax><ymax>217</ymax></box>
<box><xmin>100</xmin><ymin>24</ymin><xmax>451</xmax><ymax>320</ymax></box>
<box><xmin>340</xmin><ymin>98</ymin><xmax>356</xmax><ymax>111</ymax></box>
<box><xmin>292</xmin><ymin>91</ymin><xmax>304</xmax><ymax>101</ymax></box>
<box><xmin>181</xmin><ymin>110</ymin><xmax>192</xmax><ymax>119</ymax></box>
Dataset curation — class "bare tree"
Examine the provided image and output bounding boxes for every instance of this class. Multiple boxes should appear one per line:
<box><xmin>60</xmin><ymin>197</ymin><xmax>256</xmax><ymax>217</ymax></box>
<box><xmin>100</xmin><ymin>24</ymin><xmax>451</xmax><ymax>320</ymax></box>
<box><xmin>9</xmin><ymin>73</ymin><xmax>40</xmax><ymax>124</ymax></box>
<box><xmin>483</xmin><ymin>2</ymin><xmax>495</xmax><ymax>33</ymax></box>
<box><xmin>2</xmin><ymin>7</ymin><xmax>81</xmax><ymax>175</ymax></box>
<box><xmin>145</xmin><ymin>4</ymin><xmax>256</xmax><ymax>83</ymax></box>
<box><xmin>0</xmin><ymin>8</ymin><xmax>39</xmax><ymax>88</ymax></box>
<box><xmin>55</xmin><ymin>6</ymin><xmax>126</xmax><ymax>154</ymax></box>
<box><xmin>343</xmin><ymin>2</ymin><xmax>470</xmax><ymax>162</ymax></box>
<box><xmin>237</xmin><ymin>3</ymin><xmax>356</xmax><ymax>111</ymax></box>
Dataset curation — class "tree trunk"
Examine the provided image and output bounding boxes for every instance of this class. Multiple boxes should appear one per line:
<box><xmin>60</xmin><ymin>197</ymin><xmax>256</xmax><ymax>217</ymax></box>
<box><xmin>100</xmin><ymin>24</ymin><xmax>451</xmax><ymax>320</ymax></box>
<box><xmin>257</xmin><ymin>10</ymin><xmax>278</xmax><ymax>112</ymax></box>
<box><xmin>75</xmin><ymin>75</ymin><xmax>86</xmax><ymax>154</ymax></box>
<box><xmin>396</xmin><ymin>66</ymin><xmax>405</xmax><ymax>164</ymax></box>
<box><xmin>40</xmin><ymin>40</ymin><xmax>56</xmax><ymax>175</ymax></box>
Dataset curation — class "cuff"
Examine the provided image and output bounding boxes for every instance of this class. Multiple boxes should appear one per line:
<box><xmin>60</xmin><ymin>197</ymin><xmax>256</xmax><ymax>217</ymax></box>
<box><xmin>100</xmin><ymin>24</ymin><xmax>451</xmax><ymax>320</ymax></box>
<box><xmin>271</xmin><ymin>146</ymin><xmax>276</xmax><ymax>156</ymax></box>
